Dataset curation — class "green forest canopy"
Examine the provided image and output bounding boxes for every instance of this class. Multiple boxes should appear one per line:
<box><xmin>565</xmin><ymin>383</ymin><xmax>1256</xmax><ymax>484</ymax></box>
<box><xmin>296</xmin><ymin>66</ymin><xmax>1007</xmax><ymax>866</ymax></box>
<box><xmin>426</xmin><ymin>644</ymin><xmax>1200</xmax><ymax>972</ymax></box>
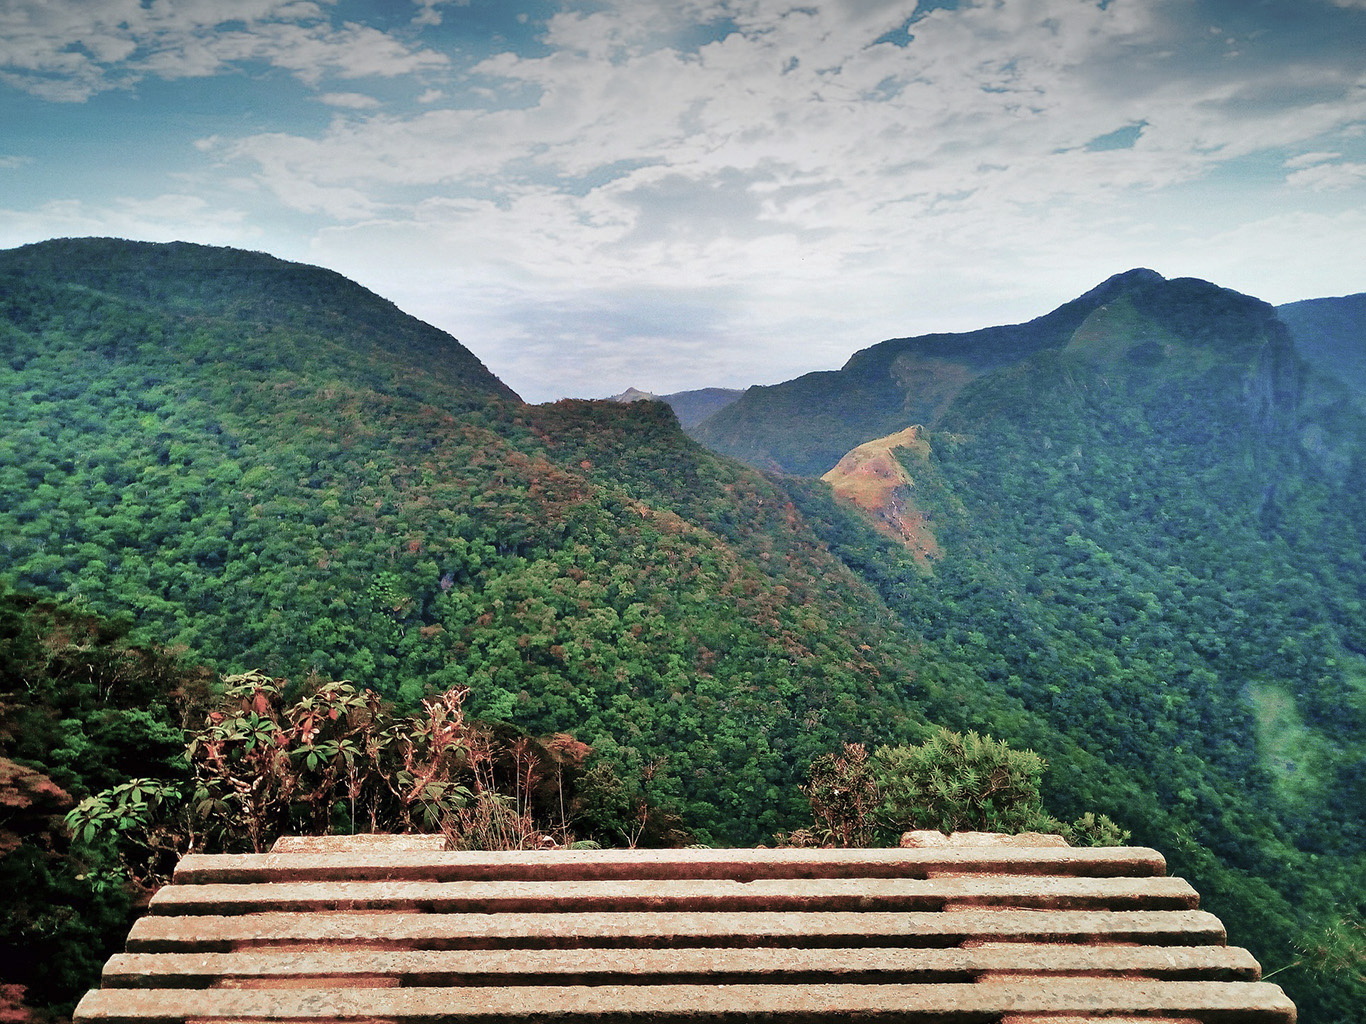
<box><xmin>1</xmin><ymin>238</ymin><xmax>1363</xmax><ymax>1021</ymax></box>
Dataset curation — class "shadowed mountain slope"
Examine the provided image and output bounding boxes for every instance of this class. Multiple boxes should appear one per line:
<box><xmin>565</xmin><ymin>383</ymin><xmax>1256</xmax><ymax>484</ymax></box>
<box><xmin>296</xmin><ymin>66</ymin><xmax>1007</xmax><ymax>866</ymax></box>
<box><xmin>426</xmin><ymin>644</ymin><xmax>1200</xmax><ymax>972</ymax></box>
<box><xmin>1278</xmin><ymin>292</ymin><xmax>1366</xmax><ymax>409</ymax></box>
<box><xmin>609</xmin><ymin>386</ymin><xmax>743</xmax><ymax>428</ymax></box>
<box><xmin>660</xmin><ymin>387</ymin><xmax>744</xmax><ymax>428</ymax></box>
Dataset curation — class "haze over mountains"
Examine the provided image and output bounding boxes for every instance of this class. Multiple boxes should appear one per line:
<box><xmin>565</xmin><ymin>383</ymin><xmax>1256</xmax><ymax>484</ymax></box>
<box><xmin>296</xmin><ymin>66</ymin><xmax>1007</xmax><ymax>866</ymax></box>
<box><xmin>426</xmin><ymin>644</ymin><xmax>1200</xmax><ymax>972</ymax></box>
<box><xmin>607</xmin><ymin>386</ymin><xmax>743</xmax><ymax>429</ymax></box>
<box><xmin>1277</xmin><ymin>292</ymin><xmax>1366</xmax><ymax>412</ymax></box>
<box><xmin>2</xmin><ymin>238</ymin><xmax>1365</xmax><ymax>1021</ymax></box>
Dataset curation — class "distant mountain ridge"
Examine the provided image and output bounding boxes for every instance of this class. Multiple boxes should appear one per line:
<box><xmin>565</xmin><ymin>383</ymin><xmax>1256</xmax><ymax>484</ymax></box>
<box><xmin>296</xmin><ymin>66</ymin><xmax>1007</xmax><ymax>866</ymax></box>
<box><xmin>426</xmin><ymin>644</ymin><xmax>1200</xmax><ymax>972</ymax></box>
<box><xmin>687</xmin><ymin>269</ymin><xmax>1296</xmax><ymax>476</ymax></box>
<box><xmin>1277</xmin><ymin>292</ymin><xmax>1366</xmax><ymax>409</ymax></box>
<box><xmin>608</xmin><ymin>387</ymin><xmax>658</xmax><ymax>403</ymax></box>
<box><xmin>608</xmin><ymin>385</ymin><xmax>743</xmax><ymax>428</ymax></box>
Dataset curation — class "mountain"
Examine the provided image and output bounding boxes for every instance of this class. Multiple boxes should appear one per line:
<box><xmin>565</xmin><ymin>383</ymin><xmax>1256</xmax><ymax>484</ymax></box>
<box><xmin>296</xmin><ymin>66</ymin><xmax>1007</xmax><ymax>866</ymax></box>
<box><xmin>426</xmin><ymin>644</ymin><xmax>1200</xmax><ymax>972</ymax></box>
<box><xmin>696</xmin><ymin>269</ymin><xmax>1366</xmax><ymax>1021</ymax></box>
<box><xmin>609</xmin><ymin>385</ymin><xmax>743</xmax><ymax>428</ymax></box>
<box><xmin>0</xmin><ymin>237</ymin><xmax>939</xmax><ymax>845</ymax></box>
<box><xmin>0</xmin><ymin>237</ymin><xmax>519</xmax><ymax>407</ymax></box>
<box><xmin>3</xmin><ymin>240</ymin><xmax>1365</xmax><ymax>1019</ymax></box>
<box><xmin>688</xmin><ymin>268</ymin><xmax>1260</xmax><ymax>476</ymax></box>
<box><xmin>660</xmin><ymin>387</ymin><xmax>745</xmax><ymax>427</ymax></box>
<box><xmin>608</xmin><ymin>386</ymin><xmax>659</xmax><ymax>403</ymax></box>
<box><xmin>1278</xmin><ymin>292</ymin><xmax>1366</xmax><ymax>408</ymax></box>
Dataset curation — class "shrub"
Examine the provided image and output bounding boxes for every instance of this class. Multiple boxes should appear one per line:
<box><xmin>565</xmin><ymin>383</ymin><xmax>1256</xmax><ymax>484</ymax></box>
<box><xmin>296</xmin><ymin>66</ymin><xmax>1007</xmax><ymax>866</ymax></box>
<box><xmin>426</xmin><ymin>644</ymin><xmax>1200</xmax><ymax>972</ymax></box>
<box><xmin>787</xmin><ymin>729</ymin><xmax>1131</xmax><ymax>847</ymax></box>
<box><xmin>801</xmin><ymin>742</ymin><xmax>879</xmax><ymax>847</ymax></box>
<box><xmin>874</xmin><ymin>728</ymin><xmax>1054</xmax><ymax>835</ymax></box>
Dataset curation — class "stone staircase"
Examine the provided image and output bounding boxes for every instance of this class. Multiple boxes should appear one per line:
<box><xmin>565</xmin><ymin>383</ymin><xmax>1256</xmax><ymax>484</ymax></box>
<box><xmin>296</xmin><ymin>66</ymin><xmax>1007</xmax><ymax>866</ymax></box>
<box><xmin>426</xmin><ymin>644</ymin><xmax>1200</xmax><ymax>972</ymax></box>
<box><xmin>74</xmin><ymin>834</ymin><xmax>1296</xmax><ymax>1023</ymax></box>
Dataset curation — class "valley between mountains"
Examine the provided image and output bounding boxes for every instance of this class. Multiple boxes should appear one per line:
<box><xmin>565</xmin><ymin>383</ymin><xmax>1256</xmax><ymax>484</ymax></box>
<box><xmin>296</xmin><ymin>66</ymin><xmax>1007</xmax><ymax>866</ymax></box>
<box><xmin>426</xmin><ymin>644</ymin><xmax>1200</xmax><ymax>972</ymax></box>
<box><xmin>2</xmin><ymin>237</ymin><xmax>1365</xmax><ymax>1022</ymax></box>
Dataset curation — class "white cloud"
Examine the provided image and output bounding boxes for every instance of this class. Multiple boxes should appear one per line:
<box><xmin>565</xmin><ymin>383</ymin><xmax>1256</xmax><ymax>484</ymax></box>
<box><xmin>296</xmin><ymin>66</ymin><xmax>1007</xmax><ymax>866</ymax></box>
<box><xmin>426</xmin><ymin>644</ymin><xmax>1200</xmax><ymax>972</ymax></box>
<box><xmin>1156</xmin><ymin>207</ymin><xmax>1366</xmax><ymax>304</ymax></box>
<box><xmin>318</xmin><ymin>92</ymin><xmax>384</xmax><ymax>109</ymax></box>
<box><xmin>207</xmin><ymin>0</ymin><xmax>1362</xmax><ymax>249</ymax></box>
<box><xmin>0</xmin><ymin>0</ymin><xmax>447</xmax><ymax>101</ymax></box>
<box><xmin>1286</xmin><ymin>160</ymin><xmax>1366</xmax><ymax>191</ymax></box>
<box><xmin>258</xmin><ymin>22</ymin><xmax>448</xmax><ymax>84</ymax></box>
<box><xmin>1285</xmin><ymin>151</ymin><xmax>1343</xmax><ymax>170</ymax></box>
<box><xmin>237</xmin><ymin>3</ymin><xmax>1352</xmax><ymax>202</ymax></box>
<box><xmin>410</xmin><ymin>0</ymin><xmax>470</xmax><ymax>29</ymax></box>
<box><xmin>165</xmin><ymin>0</ymin><xmax>1362</xmax><ymax>397</ymax></box>
<box><xmin>0</xmin><ymin>193</ymin><xmax>256</xmax><ymax>250</ymax></box>
<box><xmin>7</xmin><ymin>0</ymin><xmax>1365</xmax><ymax>399</ymax></box>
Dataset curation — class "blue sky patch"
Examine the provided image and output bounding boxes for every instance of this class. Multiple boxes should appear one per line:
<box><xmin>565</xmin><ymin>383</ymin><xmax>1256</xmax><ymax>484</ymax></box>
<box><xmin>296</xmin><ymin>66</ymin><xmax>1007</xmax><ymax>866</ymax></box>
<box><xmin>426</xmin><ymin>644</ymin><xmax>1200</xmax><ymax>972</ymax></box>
<box><xmin>1085</xmin><ymin>123</ymin><xmax>1147</xmax><ymax>153</ymax></box>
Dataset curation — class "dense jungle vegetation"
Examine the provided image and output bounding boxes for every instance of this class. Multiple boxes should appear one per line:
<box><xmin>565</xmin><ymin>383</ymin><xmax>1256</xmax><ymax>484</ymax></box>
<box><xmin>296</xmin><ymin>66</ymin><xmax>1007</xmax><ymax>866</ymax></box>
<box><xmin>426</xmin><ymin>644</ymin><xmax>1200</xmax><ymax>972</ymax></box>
<box><xmin>0</xmin><ymin>239</ymin><xmax>941</xmax><ymax>842</ymax></box>
<box><xmin>700</xmin><ymin>276</ymin><xmax>1366</xmax><ymax>1021</ymax></box>
<box><xmin>0</xmin><ymin>589</ymin><xmax>691</xmax><ymax>1022</ymax></box>
<box><xmin>1</xmin><ymin>239</ymin><xmax>1363</xmax><ymax>1021</ymax></box>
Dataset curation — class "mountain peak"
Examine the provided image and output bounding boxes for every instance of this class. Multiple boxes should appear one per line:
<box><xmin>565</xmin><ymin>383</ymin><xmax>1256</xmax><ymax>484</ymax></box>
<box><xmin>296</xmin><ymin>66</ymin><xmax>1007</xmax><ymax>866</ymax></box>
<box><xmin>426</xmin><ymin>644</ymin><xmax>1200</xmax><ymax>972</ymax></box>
<box><xmin>1103</xmin><ymin>267</ymin><xmax>1165</xmax><ymax>288</ymax></box>
<box><xmin>608</xmin><ymin>387</ymin><xmax>660</xmax><ymax>403</ymax></box>
<box><xmin>690</xmin><ymin>268</ymin><xmax>1292</xmax><ymax>476</ymax></box>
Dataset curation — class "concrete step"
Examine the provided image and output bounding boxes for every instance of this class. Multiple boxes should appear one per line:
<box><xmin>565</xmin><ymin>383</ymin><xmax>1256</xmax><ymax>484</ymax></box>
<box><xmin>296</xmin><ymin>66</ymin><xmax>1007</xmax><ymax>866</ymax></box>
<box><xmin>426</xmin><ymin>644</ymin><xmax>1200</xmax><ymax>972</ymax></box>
<box><xmin>102</xmin><ymin>944</ymin><xmax>1263</xmax><ymax>989</ymax></box>
<box><xmin>171</xmin><ymin>846</ymin><xmax>1168</xmax><ymax>885</ymax></box>
<box><xmin>73</xmin><ymin>979</ymin><xmax>1299</xmax><ymax>1023</ymax></box>
<box><xmin>125</xmin><ymin>907</ymin><xmax>1231</xmax><ymax>953</ymax></box>
<box><xmin>77</xmin><ymin>840</ymin><xmax>1293</xmax><ymax>1023</ymax></box>
<box><xmin>147</xmin><ymin>875</ymin><xmax>1200</xmax><ymax>916</ymax></box>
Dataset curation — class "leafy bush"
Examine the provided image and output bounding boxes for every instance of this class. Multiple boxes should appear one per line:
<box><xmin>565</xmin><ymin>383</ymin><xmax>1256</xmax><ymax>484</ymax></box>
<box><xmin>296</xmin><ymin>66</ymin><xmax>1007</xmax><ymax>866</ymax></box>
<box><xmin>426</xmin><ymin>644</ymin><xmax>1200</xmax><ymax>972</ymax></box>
<box><xmin>874</xmin><ymin>728</ymin><xmax>1056</xmax><ymax>835</ymax></box>
<box><xmin>799</xmin><ymin>742</ymin><xmax>880</xmax><ymax>848</ymax></box>
<box><xmin>64</xmin><ymin>668</ymin><xmax>688</xmax><ymax>878</ymax></box>
<box><xmin>785</xmin><ymin>730</ymin><xmax>1129</xmax><ymax>847</ymax></box>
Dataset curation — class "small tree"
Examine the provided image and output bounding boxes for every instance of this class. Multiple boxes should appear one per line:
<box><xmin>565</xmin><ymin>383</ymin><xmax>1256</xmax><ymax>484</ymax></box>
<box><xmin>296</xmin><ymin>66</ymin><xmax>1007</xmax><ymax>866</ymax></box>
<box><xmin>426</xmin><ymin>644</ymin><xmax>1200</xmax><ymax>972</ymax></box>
<box><xmin>63</xmin><ymin>777</ymin><xmax>190</xmax><ymax>890</ymax></box>
<box><xmin>786</xmin><ymin>731</ymin><xmax>1131</xmax><ymax>849</ymax></box>
<box><xmin>66</xmin><ymin>671</ymin><xmax>617</xmax><ymax>872</ymax></box>
<box><xmin>874</xmin><ymin>728</ymin><xmax>1053</xmax><ymax>835</ymax></box>
<box><xmin>800</xmin><ymin>742</ymin><xmax>879</xmax><ymax>848</ymax></box>
<box><xmin>870</xmin><ymin>728</ymin><xmax>1128</xmax><ymax>846</ymax></box>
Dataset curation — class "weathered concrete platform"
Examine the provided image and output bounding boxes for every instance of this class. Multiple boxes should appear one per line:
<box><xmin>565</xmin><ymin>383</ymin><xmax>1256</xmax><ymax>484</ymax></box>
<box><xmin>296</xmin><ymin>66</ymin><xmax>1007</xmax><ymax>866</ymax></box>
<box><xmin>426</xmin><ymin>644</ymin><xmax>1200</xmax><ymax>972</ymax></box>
<box><xmin>74</xmin><ymin>835</ymin><xmax>1297</xmax><ymax>1023</ymax></box>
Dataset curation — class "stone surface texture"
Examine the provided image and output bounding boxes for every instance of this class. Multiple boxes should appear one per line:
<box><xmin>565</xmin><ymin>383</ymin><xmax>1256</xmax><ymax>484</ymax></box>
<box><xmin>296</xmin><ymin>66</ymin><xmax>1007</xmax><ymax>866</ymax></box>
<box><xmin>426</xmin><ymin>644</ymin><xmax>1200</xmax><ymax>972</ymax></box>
<box><xmin>900</xmin><ymin>830</ymin><xmax>1071</xmax><ymax>848</ymax></box>
<box><xmin>74</xmin><ymin>834</ymin><xmax>1297</xmax><ymax>1023</ymax></box>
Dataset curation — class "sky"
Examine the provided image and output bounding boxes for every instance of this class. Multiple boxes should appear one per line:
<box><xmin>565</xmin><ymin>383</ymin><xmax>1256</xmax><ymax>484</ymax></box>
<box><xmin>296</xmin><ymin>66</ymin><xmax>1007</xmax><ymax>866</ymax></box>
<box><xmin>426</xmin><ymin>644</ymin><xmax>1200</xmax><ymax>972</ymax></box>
<box><xmin>1</xmin><ymin>0</ymin><xmax>1364</xmax><ymax>403</ymax></box>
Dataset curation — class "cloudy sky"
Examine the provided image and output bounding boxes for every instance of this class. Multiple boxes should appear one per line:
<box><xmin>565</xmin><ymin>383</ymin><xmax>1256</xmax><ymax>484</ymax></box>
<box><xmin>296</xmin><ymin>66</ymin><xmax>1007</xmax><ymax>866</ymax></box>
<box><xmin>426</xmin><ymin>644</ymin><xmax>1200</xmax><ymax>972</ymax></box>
<box><xmin>2</xmin><ymin>0</ymin><xmax>1364</xmax><ymax>402</ymax></box>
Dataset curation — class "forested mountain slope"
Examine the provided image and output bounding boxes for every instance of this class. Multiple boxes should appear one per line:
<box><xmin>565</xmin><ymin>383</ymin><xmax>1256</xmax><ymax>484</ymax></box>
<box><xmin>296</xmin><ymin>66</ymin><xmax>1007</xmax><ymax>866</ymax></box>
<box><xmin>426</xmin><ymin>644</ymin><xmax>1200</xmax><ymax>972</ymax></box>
<box><xmin>700</xmin><ymin>271</ymin><xmax>1366</xmax><ymax>1021</ymax></box>
<box><xmin>3</xmin><ymin>240</ymin><xmax>1364</xmax><ymax>1019</ymax></box>
<box><xmin>0</xmin><ymin>237</ymin><xmax>940</xmax><ymax>843</ymax></box>
<box><xmin>0</xmin><ymin>238</ymin><xmax>519</xmax><ymax>406</ymax></box>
